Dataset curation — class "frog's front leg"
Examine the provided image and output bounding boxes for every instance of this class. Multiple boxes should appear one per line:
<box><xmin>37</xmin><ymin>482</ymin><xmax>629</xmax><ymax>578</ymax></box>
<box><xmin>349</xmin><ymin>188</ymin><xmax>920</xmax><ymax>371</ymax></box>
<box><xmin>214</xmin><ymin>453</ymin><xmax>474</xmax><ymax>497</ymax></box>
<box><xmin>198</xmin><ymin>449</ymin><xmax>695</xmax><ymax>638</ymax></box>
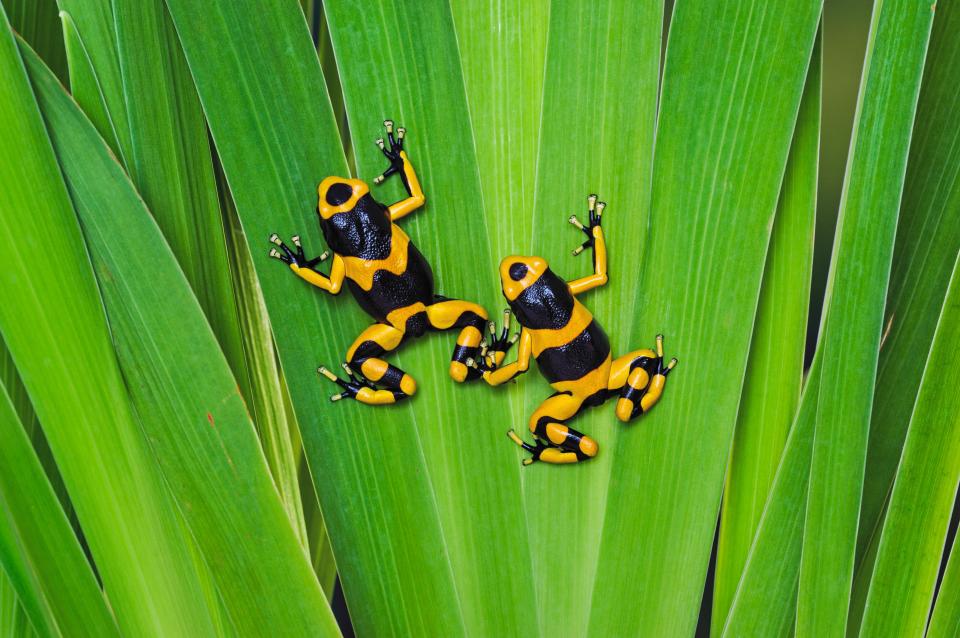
<box><xmin>507</xmin><ymin>392</ymin><xmax>598</xmax><ymax>465</ymax></box>
<box><xmin>373</xmin><ymin>119</ymin><xmax>425</xmax><ymax>221</ymax></box>
<box><xmin>317</xmin><ymin>322</ymin><xmax>417</xmax><ymax>406</ymax></box>
<box><xmin>268</xmin><ymin>233</ymin><xmax>345</xmax><ymax>294</ymax></box>
<box><xmin>476</xmin><ymin>325</ymin><xmax>530</xmax><ymax>386</ymax></box>
<box><xmin>567</xmin><ymin>194</ymin><xmax>608</xmax><ymax>295</ymax></box>
<box><xmin>610</xmin><ymin>334</ymin><xmax>678</xmax><ymax>422</ymax></box>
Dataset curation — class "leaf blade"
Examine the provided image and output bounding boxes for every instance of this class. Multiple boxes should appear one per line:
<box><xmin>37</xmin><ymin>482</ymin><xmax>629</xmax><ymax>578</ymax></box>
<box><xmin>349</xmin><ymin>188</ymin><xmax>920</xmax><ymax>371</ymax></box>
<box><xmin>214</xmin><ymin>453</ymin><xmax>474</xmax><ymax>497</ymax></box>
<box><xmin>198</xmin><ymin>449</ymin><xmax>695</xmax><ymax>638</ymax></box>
<box><xmin>852</xmin><ymin>0</ymin><xmax>960</xmax><ymax>597</ymax></box>
<box><xmin>712</xmin><ymin>30</ymin><xmax>820</xmax><ymax>632</ymax></box>
<box><xmin>858</xmin><ymin>250</ymin><xmax>960</xmax><ymax>635</ymax></box>
<box><xmin>798</xmin><ymin>2</ymin><xmax>935</xmax><ymax>633</ymax></box>
<box><xmin>22</xmin><ymin>42</ymin><xmax>340</xmax><ymax>637</ymax></box>
<box><xmin>161</xmin><ymin>0</ymin><xmax>467</xmax><ymax>633</ymax></box>
<box><xmin>0</xmin><ymin>382</ymin><xmax>120</xmax><ymax>638</ymax></box>
<box><xmin>587</xmin><ymin>0</ymin><xmax>823</xmax><ymax>633</ymax></box>
<box><xmin>0</xmin><ymin>12</ymin><xmax>217</xmax><ymax>636</ymax></box>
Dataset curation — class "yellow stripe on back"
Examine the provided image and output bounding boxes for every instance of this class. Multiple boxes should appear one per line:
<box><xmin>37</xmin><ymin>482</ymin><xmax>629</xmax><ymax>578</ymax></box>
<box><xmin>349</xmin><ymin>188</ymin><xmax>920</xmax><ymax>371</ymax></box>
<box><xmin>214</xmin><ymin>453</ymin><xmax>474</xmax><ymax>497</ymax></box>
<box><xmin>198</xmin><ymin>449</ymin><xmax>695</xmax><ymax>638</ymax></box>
<box><xmin>342</xmin><ymin>225</ymin><xmax>410</xmax><ymax>291</ymax></box>
<box><xmin>527</xmin><ymin>299</ymin><xmax>593</xmax><ymax>357</ymax></box>
<box><xmin>550</xmin><ymin>354</ymin><xmax>612</xmax><ymax>397</ymax></box>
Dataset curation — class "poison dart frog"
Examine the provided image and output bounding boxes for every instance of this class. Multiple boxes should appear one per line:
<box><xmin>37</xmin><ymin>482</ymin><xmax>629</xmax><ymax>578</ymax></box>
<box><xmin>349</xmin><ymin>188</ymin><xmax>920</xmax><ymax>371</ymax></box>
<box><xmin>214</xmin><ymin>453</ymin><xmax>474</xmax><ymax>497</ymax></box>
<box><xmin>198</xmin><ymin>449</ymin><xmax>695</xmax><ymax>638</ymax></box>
<box><xmin>474</xmin><ymin>195</ymin><xmax>678</xmax><ymax>464</ymax></box>
<box><xmin>269</xmin><ymin>120</ymin><xmax>488</xmax><ymax>405</ymax></box>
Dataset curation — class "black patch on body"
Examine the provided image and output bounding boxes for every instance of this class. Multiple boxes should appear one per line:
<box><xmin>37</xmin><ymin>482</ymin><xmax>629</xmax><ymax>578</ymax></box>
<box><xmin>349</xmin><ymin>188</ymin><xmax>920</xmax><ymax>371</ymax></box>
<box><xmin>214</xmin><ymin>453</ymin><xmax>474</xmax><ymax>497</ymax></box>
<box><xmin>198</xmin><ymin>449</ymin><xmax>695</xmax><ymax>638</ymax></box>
<box><xmin>535</xmin><ymin>320</ymin><xmax>611</xmax><ymax>383</ymax></box>
<box><xmin>320</xmin><ymin>192</ymin><xmax>435</xmax><ymax>323</ymax></box>
<box><xmin>508</xmin><ymin>268</ymin><xmax>574</xmax><ymax>329</ymax></box>
<box><xmin>320</xmin><ymin>194</ymin><xmax>393</xmax><ymax>260</ymax></box>
<box><xmin>347</xmin><ymin>242</ymin><xmax>435</xmax><ymax>323</ymax></box>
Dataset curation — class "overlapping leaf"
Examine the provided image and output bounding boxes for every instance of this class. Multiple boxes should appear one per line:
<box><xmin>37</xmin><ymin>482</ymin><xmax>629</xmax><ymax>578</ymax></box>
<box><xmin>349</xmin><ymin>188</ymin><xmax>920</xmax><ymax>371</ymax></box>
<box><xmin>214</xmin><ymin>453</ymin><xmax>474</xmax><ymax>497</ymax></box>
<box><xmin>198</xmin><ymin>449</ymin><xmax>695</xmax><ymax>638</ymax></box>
<box><xmin>0</xmin><ymin>382</ymin><xmax>119</xmax><ymax>638</ymax></box>
<box><xmin>797</xmin><ymin>2</ymin><xmax>934</xmax><ymax>634</ymax></box>
<box><xmin>0</xmin><ymin>11</ymin><xmax>216</xmax><ymax>636</ymax></box>
<box><xmin>713</xmin><ymin>31</ymin><xmax>820</xmax><ymax>633</ymax></box>
<box><xmin>162</xmin><ymin>0</ymin><xmax>466</xmax><ymax>634</ymax></box>
<box><xmin>22</xmin><ymin>43</ymin><xmax>339</xmax><ymax>637</ymax></box>
<box><xmin>587</xmin><ymin>1</ymin><xmax>823</xmax><ymax>634</ymax></box>
<box><xmin>851</xmin><ymin>0</ymin><xmax>960</xmax><ymax>609</ymax></box>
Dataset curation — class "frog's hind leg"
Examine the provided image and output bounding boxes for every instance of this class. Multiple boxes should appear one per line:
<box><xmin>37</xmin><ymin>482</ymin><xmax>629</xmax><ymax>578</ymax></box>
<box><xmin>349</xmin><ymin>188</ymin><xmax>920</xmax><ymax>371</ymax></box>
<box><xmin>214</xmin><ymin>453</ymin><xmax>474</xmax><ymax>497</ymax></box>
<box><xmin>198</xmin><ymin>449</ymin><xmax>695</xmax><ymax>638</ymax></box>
<box><xmin>319</xmin><ymin>322</ymin><xmax>416</xmax><ymax>405</ymax></box>
<box><xmin>425</xmin><ymin>298</ymin><xmax>489</xmax><ymax>382</ymax></box>
<box><xmin>608</xmin><ymin>334</ymin><xmax>678</xmax><ymax>422</ymax></box>
<box><xmin>509</xmin><ymin>392</ymin><xmax>598</xmax><ymax>465</ymax></box>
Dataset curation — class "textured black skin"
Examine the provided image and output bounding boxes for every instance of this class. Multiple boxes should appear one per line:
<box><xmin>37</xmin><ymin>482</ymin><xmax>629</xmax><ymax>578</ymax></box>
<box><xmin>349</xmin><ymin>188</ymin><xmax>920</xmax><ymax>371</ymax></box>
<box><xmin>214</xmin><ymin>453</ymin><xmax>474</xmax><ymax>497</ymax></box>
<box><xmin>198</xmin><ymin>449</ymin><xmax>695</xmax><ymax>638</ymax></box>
<box><xmin>536</xmin><ymin>321</ymin><xmax>611</xmax><ymax>383</ymax></box>
<box><xmin>508</xmin><ymin>267</ymin><xmax>574</xmax><ymax>329</ymax></box>
<box><xmin>318</xmin><ymin>191</ymin><xmax>435</xmax><ymax>324</ymax></box>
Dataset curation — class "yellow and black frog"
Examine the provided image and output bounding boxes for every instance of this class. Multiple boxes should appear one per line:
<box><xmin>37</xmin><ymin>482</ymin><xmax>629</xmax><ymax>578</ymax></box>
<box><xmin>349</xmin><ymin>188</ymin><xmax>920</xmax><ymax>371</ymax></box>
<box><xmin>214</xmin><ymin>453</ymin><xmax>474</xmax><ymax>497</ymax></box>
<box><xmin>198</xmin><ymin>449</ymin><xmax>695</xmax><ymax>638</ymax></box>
<box><xmin>269</xmin><ymin>120</ymin><xmax>488</xmax><ymax>405</ymax></box>
<box><xmin>474</xmin><ymin>195</ymin><xmax>678</xmax><ymax>464</ymax></box>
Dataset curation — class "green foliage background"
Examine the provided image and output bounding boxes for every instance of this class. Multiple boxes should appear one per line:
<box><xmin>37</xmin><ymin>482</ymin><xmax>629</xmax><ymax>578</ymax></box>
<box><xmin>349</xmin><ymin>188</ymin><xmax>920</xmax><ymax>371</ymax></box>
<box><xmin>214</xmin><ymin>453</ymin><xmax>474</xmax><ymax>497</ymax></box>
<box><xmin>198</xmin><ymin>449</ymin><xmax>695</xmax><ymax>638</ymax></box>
<box><xmin>0</xmin><ymin>0</ymin><xmax>958</xmax><ymax>637</ymax></box>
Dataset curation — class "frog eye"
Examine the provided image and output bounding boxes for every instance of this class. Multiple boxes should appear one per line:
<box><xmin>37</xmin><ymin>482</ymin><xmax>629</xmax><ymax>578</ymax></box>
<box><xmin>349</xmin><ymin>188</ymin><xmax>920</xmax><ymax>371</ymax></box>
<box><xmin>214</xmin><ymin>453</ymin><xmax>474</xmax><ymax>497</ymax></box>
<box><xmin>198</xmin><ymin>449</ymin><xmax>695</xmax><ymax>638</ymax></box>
<box><xmin>325</xmin><ymin>182</ymin><xmax>353</xmax><ymax>206</ymax></box>
<box><xmin>508</xmin><ymin>262</ymin><xmax>529</xmax><ymax>282</ymax></box>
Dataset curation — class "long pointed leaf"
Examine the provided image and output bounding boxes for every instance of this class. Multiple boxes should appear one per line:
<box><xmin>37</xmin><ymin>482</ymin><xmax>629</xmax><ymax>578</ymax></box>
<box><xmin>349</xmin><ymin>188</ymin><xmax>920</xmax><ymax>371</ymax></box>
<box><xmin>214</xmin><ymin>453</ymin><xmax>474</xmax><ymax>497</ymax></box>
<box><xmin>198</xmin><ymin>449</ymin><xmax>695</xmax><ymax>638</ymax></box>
<box><xmin>853</xmin><ymin>0</ymin><xmax>960</xmax><ymax>588</ymax></box>
<box><xmin>587</xmin><ymin>1</ymin><xmax>823</xmax><ymax>633</ymax></box>
<box><xmin>0</xmin><ymin>573</ymin><xmax>35</xmax><ymax>638</ymax></box>
<box><xmin>713</xmin><ymin>30</ymin><xmax>820</xmax><ymax>632</ymax></box>
<box><xmin>22</xmin><ymin>43</ymin><xmax>339</xmax><ymax>637</ymax></box>
<box><xmin>858</xmin><ymin>250</ymin><xmax>960</xmax><ymax>635</ymax></box>
<box><xmin>519</xmin><ymin>2</ymin><xmax>663</xmax><ymax>634</ymax></box>
<box><xmin>0</xmin><ymin>382</ymin><xmax>119</xmax><ymax>638</ymax></box>
<box><xmin>929</xmin><ymin>524</ymin><xmax>960</xmax><ymax>638</ymax></box>
<box><xmin>0</xmin><ymin>10</ymin><xmax>216</xmax><ymax>636</ymax></box>
<box><xmin>797</xmin><ymin>2</ymin><xmax>935</xmax><ymax>634</ymax></box>
<box><xmin>161</xmin><ymin>1</ymin><xmax>467</xmax><ymax>634</ymax></box>
<box><xmin>54</xmin><ymin>0</ymin><xmax>129</xmax><ymax>161</ymax></box>
<box><xmin>321</xmin><ymin>2</ymin><xmax>545</xmax><ymax>632</ymax></box>
<box><xmin>722</xmin><ymin>357</ymin><xmax>822</xmax><ymax>636</ymax></box>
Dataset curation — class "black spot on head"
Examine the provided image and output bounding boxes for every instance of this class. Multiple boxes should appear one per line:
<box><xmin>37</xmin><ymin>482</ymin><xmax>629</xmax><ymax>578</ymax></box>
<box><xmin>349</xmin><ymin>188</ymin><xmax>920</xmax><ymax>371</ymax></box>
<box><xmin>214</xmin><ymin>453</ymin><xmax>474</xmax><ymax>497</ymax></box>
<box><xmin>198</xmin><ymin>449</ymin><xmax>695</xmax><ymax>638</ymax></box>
<box><xmin>325</xmin><ymin>182</ymin><xmax>353</xmax><ymax>206</ymax></box>
<box><xmin>509</xmin><ymin>262</ymin><xmax>528</xmax><ymax>281</ymax></box>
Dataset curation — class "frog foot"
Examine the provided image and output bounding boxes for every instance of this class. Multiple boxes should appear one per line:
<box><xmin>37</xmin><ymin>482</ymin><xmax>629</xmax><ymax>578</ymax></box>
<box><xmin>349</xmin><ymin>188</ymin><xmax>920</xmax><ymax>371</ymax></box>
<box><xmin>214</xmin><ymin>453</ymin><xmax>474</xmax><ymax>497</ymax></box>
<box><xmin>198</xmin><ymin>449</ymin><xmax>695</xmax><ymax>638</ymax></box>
<box><xmin>317</xmin><ymin>363</ymin><xmax>368</xmax><ymax>402</ymax></box>
<box><xmin>373</xmin><ymin>118</ymin><xmax>407</xmax><ymax>184</ymax></box>
<box><xmin>318</xmin><ymin>362</ymin><xmax>412</xmax><ymax>406</ymax></box>
<box><xmin>568</xmin><ymin>193</ymin><xmax>606</xmax><ymax>256</ymax></box>
<box><xmin>507</xmin><ymin>429</ymin><xmax>547</xmax><ymax>466</ymax></box>
<box><xmin>655</xmin><ymin>334</ymin><xmax>679</xmax><ymax>376</ymax></box>
<box><xmin>475</xmin><ymin>309</ymin><xmax>520</xmax><ymax>371</ymax></box>
<box><xmin>269</xmin><ymin>233</ymin><xmax>329</xmax><ymax>267</ymax></box>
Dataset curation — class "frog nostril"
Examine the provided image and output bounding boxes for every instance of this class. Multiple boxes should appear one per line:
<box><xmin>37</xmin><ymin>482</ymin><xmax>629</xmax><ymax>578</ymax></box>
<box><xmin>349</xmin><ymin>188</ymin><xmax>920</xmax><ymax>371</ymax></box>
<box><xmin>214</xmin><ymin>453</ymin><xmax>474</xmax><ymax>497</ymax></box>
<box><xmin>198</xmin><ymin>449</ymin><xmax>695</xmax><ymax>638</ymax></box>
<box><xmin>508</xmin><ymin>262</ymin><xmax>528</xmax><ymax>281</ymax></box>
<box><xmin>325</xmin><ymin>182</ymin><xmax>353</xmax><ymax>206</ymax></box>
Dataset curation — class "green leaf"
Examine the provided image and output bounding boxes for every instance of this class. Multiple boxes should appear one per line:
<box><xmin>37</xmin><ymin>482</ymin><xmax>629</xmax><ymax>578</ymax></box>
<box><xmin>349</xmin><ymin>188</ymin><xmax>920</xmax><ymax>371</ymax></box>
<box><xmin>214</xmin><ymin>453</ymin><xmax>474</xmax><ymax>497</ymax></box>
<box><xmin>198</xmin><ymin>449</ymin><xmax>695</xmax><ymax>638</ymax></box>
<box><xmin>586</xmin><ymin>0</ymin><xmax>822</xmax><ymax>633</ymax></box>
<box><xmin>929</xmin><ymin>523</ymin><xmax>960</xmax><ymax>638</ymax></box>
<box><xmin>54</xmin><ymin>0</ymin><xmax>130</xmax><ymax>161</ymax></box>
<box><xmin>324</xmin><ymin>0</ymin><xmax>552</xmax><ymax>632</ymax></box>
<box><xmin>109</xmin><ymin>0</ymin><xmax>246</xmax><ymax>366</ymax></box>
<box><xmin>1</xmin><ymin>0</ymin><xmax>66</xmax><ymax>80</ymax></box>
<box><xmin>797</xmin><ymin>2</ymin><xmax>935</xmax><ymax>634</ymax></box>
<box><xmin>161</xmin><ymin>0</ymin><xmax>467</xmax><ymax>634</ymax></box>
<box><xmin>109</xmin><ymin>0</ymin><xmax>311</xmax><ymax>544</ymax></box>
<box><xmin>0</xmin><ymin>11</ymin><xmax>217</xmax><ymax>636</ymax></box>
<box><xmin>221</xmin><ymin>188</ymin><xmax>310</xmax><ymax>547</ymax></box>
<box><xmin>59</xmin><ymin>12</ymin><xmax>118</xmax><ymax>155</ymax></box>
<box><xmin>857</xmin><ymin>250</ymin><xmax>960</xmax><ymax>634</ymax></box>
<box><xmin>501</xmin><ymin>1</ymin><xmax>662</xmax><ymax>634</ymax></box>
<box><xmin>722</xmin><ymin>357</ymin><xmax>822</xmax><ymax>636</ymax></box>
<box><xmin>21</xmin><ymin>42</ymin><xmax>339</xmax><ymax>637</ymax></box>
<box><xmin>712</xmin><ymin>30</ymin><xmax>820</xmax><ymax>633</ymax></box>
<box><xmin>0</xmin><ymin>573</ymin><xmax>36</xmax><ymax>638</ymax></box>
<box><xmin>852</xmin><ymin>0</ymin><xmax>960</xmax><ymax>600</ymax></box>
<box><xmin>0</xmin><ymin>381</ymin><xmax>119</xmax><ymax>638</ymax></box>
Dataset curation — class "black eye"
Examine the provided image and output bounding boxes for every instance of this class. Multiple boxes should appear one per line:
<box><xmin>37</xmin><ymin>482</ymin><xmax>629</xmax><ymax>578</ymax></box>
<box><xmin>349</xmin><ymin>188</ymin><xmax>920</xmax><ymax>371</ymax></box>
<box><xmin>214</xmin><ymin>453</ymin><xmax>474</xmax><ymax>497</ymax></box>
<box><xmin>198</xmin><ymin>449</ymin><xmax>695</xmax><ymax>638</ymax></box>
<box><xmin>509</xmin><ymin>262</ymin><xmax>528</xmax><ymax>281</ymax></box>
<box><xmin>325</xmin><ymin>182</ymin><xmax>353</xmax><ymax>206</ymax></box>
